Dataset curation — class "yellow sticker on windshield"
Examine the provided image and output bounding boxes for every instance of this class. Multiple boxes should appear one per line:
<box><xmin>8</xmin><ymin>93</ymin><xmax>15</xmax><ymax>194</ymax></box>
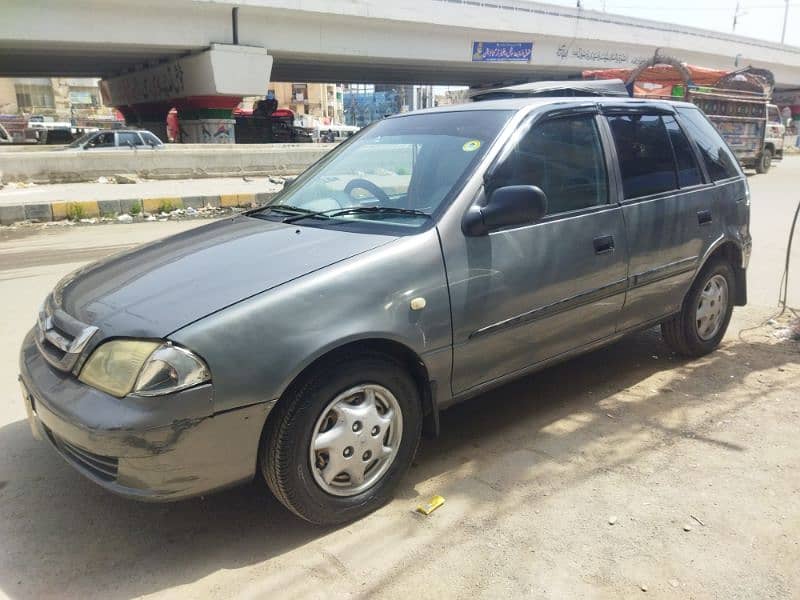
<box><xmin>462</xmin><ymin>140</ymin><xmax>481</xmax><ymax>152</ymax></box>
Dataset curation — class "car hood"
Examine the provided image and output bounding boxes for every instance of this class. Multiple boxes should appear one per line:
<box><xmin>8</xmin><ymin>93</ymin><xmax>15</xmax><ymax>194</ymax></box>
<box><xmin>54</xmin><ymin>216</ymin><xmax>394</xmax><ymax>339</ymax></box>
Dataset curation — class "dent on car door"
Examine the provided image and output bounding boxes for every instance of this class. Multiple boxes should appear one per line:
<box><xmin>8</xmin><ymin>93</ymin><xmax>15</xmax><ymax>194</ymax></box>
<box><xmin>442</xmin><ymin>112</ymin><xmax>630</xmax><ymax>395</ymax></box>
<box><xmin>607</xmin><ymin>111</ymin><xmax>724</xmax><ymax>330</ymax></box>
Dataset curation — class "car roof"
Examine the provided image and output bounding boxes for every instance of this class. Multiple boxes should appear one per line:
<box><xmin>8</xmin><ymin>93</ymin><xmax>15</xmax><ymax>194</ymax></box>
<box><xmin>391</xmin><ymin>96</ymin><xmax>697</xmax><ymax>117</ymax></box>
<box><xmin>470</xmin><ymin>79</ymin><xmax>630</xmax><ymax>100</ymax></box>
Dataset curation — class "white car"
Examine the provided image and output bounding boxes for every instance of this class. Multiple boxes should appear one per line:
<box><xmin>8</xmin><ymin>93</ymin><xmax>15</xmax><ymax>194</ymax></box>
<box><xmin>65</xmin><ymin>129</ymin><xmax>164</xmax><ymax>150</ymax></box>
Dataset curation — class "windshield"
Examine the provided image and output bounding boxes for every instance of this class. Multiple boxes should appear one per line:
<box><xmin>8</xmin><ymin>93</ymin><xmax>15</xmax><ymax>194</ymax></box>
<box><xmin>67</xmin><ymin>132</ymin><xmax>96</xmax><ymax>148</ymax></box>
<box><xmin>256</xmin><ymin>110</ymin><xmax>513</xmax><ymax>232</ymax></box>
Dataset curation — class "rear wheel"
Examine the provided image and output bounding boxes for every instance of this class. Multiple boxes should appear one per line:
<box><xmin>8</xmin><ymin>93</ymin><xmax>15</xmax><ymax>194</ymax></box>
<box><xmin>661</xmin><ymin>259</ymin><xmax>735</xmax><ymax>357</ymax></box>
<box><xmin>261</xmin><ymin>352</ymin><xmax>422</xmax><ymax>525</ymax></box>
<box><xmin>756</xmin><ymin>148</ymin><xmax>772</xmax><ymax>174</ymax></box>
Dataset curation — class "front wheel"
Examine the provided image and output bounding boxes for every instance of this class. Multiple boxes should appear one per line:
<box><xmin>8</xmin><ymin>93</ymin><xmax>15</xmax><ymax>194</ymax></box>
<box><xmin>261</xmin><ymin>352</ymin><xmax>422</xmax><ymax>525</ymax></box>
<box><xmin>756</xmin><ymin>148</ymin><xmax>772</xmax><ymax>174</ymax></box>
<box><xmin>661</xmin><ymin>259</ymin><xmax>735</xmax><ymax>357</ymax></box>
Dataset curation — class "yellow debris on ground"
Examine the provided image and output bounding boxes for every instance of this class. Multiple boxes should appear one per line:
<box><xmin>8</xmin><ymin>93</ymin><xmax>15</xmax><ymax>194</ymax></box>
<box><xmin>416</xmin><ymin>495</ymin><xmax>445</xmax><ymax>516</ymax></box>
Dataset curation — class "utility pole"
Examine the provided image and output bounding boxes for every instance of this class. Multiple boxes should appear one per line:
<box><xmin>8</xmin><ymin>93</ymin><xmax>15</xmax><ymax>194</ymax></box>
<box><xmin>733</xmin><ymin>1</ymin><xmax>740</xmax><ymax>32</ymax></box>
<box><xmin>781</xmin><ymin>0</ymin><xmax>790</xmax><ymax>44</ymax></box>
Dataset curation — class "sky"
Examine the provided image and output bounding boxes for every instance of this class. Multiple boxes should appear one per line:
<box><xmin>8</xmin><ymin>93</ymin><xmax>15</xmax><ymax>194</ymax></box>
<box><xmin>545</xmin><ymin>0</ymin><xmax>798</xmax><ymax>46</ymax></box>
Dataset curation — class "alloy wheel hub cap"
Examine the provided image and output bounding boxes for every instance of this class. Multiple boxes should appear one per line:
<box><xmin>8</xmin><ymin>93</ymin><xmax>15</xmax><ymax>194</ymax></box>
<box><xmin>309</xmin><ymin>384</ymin><xmax>402</xmax><ymax>497</ymax></box>
<box><xmin>696</xmin><ymin>274</ymin><xmax>728</xmax><ymax>341</ymax></box>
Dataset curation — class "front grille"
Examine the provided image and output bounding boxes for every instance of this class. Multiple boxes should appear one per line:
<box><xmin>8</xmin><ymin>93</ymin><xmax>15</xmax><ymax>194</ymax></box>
<box><xmin>35</xmin><ymin>297</ymin><xmax>98</xmax><ymax>373</ymax></box>
<box><xmin>44</xmin><ymin>426</ymin><xmax>119</xmax><ymax>482</ymax></box>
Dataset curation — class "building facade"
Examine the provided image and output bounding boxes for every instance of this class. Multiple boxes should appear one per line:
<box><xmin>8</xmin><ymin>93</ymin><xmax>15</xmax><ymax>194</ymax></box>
<box><xmin>341</xmin><ymin>84</ymin><xmax>436</xmax><ymax>127</ymax></box>
<box><xmin>0</xmin><ymin>77</ymin><xmax>116</xmax><ymax>121</ymax></box>
<box><xmin>270</xmin><ymin>82</ymin><xmax>344</xmax><ymax>125</ymax></box>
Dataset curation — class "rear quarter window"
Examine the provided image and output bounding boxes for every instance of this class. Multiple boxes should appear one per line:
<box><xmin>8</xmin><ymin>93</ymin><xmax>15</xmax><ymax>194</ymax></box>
<box><xmin>676</xmin><ymin>107</ymin><xmax>740</xmax><ymax>181</ymax></box>
<box><xmin>140</xmin><ymin>132</ymin><xmax>162</xmax><ymax>145</ymax></box>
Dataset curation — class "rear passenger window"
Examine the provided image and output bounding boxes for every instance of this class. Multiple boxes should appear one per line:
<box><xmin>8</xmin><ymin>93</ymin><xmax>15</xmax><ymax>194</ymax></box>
<box><xmin>607</xmin><ymin>114</ymin><xmax>676</xmax><ymax>199</ymax></box>
<box><xmin>118</xmin><ymin>132</ymin><xmax>143</xmax><ymax>146</ymax></box>
<box><xmin>676</xmin><ymin>108</ymin><xmax>740</xmax><ymax>181</ymax></box>
<box><xmin>488</xmin><ymin>115</ymin><xmax>608</xmax><ymax>215</ymax></box>
<box><xmin>663</xmin><ymin>116</ymin><xmax>703</xmax><ymax>188</ymax></box>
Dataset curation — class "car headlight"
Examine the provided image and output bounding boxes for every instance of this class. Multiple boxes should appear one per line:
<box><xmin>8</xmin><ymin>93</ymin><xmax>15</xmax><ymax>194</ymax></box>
<box><xmin>78</xmin><ymin>340</ymin><xmax>210</xmax><ymax>398</ymax></box>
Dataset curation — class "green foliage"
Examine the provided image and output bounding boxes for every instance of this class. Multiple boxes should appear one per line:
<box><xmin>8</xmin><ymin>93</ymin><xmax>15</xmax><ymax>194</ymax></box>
<box><xmin>158</xmin><ymin>200</ymin><xmax>175</xmax><ymax>214</ymax></box>
<box><xmin>66</xmin><ymin>203</ymin><xmax>85</xmax><ymax>221</ymax></box>
<box><xmin>129</xmin><ymin>203</ymin><xmax>142</xmax><ymax>216</ymax></box>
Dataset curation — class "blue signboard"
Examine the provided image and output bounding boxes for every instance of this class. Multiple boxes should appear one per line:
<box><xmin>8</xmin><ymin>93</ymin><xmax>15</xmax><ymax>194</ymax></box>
<box><xmin>472</xmin><ymin>41</ymin><xmax>533</xmax><ymax>63</ymax></box>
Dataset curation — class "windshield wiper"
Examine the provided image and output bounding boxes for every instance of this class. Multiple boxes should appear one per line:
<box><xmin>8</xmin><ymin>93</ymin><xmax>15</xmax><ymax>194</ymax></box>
<box><xmin>283</xmin><ymin>206</ymin><xmax>431</xmax><ymax>224</ymax></box>
<box><xmin>250</xmin><ymin>205</ymin><xmax>320</xmax><ymax>220</ymax></box>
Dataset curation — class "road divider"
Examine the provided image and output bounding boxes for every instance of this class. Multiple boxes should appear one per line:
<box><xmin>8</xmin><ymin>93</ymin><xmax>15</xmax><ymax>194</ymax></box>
<box><xmin>0</xmin><ymin>192</ymin><xmax>278</xmax><ymax>225</ymax></box>
<box><xmin>0</xmin><ymin>143</ymin><xmax>333</xmax><ymax>184</ymax></box>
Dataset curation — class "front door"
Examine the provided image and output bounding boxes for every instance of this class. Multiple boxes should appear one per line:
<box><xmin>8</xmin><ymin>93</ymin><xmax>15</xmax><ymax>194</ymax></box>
<box><xmin>442</xmin><ymin>111</ymin><xmax>629</xmax><ymax>396</ymax></box>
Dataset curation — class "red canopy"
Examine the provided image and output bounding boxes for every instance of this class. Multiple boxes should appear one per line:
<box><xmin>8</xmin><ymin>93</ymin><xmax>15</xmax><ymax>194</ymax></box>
<box><xmin>583</xmin><ymin>64</ymin><xmax>730</xmax><ymax>98</ymax></box>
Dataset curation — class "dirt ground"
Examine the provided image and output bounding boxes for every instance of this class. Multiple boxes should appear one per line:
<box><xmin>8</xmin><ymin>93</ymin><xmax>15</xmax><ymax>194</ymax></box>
<box><xmin>0</xmin><ymin>163</ymin><xmax>799</xmax><ymax>599</ymax></box>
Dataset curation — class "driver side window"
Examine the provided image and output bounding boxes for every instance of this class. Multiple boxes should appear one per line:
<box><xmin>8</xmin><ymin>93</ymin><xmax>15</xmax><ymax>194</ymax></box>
<box><xmin>489</xmin><ymin>114</ymin><xmax>608</xmax><ymax>215</ymax></box>
<box><xmin>88</xmin><ymin>132</ymin><xmax>115</xmax><ymax>148</ymax></box>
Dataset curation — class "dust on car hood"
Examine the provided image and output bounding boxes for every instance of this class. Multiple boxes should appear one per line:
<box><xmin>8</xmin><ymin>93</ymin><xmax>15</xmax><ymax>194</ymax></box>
<box><xmin>54</xmin><ymin>216</ymin><xmax>394</xmax><ymax>339</ymax></box>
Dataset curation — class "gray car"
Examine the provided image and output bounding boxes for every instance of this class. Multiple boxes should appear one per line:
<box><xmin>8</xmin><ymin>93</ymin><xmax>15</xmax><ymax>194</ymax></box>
<box><xmin>65</xmin><ymin>129</ymin><xmax>164</xmax><ymax>150</ymax></box>
<box><xmin>19</xmin><ymin>97</ymin><xmax>750</xmax><ymax>524</ymax></box>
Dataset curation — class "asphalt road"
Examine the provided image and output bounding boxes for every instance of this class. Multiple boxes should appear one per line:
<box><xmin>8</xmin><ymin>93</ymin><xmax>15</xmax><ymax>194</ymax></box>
<box><xmin>0</xmin><ymin>162</ymin><xmax>798</xmax><ymax>599</ymax></box>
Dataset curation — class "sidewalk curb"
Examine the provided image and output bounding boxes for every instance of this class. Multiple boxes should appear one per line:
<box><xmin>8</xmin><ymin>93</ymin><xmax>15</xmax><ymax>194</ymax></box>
<box><xmin>0</xmin><ymin>192</ymin><xmax>277</xmax><ymax>225</ymax></box>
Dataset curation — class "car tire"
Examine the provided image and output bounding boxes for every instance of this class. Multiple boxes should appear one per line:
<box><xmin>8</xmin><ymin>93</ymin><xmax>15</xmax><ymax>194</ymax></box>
<box><xmin>756</xmin><ymin>148</ymin><xmax>772</xmax><ymax>174</ymax></box>
<box><xmin>661</xmin><ymin>258</ymin><xmax>735</xmax><ymax>358</ymax></box>
<box><xmin>261</xmin><ymin>351</ymin><xmax>422</xmax><ymax>525</ymax></box>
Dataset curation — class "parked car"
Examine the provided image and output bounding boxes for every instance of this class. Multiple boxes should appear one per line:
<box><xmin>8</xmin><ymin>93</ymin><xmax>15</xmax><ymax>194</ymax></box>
<box><xmin>19</xmin><ymin>97</ymin><xmax>750</xmax><ymax>525</ymax></box>
<box><xmin>64</xmin><ymin>129</ymin><xmax>163</xmax><ymax>150</ymax></box>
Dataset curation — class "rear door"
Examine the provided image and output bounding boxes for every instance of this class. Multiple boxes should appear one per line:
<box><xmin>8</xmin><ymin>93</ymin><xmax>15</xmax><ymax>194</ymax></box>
<box><xmin>604</xmin><ymin>107</ymin><xmax>725</xmax><ymax>330</ymax></box>
<box><xmin>444</xmin><ymin>109</ymin><xmax>630</xmax><ymax>395</ymax></box>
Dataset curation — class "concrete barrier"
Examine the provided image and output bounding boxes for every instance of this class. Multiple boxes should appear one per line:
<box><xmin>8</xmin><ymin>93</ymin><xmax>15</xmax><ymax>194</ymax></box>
<box><xmin>0</xmin><ymin>143</ymin><xmax>335</xmax><ymax>183</ymax></box>
<box><xmin>0</xmin><ymin>191</ymin><xmax>280</xmax><ymax>225</ymax></box>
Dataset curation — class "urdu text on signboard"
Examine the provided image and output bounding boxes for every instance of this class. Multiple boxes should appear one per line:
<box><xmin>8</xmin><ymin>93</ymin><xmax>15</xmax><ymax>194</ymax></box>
<box><xmin>472</xmin><ymin>42</ymin><xmax>533</xmax><ymax>63</ymax></box>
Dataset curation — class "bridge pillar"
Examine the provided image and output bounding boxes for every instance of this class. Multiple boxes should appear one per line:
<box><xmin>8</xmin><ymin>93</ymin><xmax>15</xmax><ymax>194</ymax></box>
<box><xmin>116</xmin><ymin>102</ymin><xmax>172</xmax><ymax>142</ymax></box>
<box><xmin>176</xmin><ymin>104</ymin><xmax>238</xmax><ymax>144</ymax></box>
<box><xmin>101</xmin><ymin>44</ymin><xmax>272</xmax><ymax>143</ymax></box>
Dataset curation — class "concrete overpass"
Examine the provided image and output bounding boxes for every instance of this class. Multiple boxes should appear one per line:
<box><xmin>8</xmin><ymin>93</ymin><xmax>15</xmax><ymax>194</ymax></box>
<box><xmin>4</xmin><ymin>0</ymin><xmax>800</xmax><ymax>86</ymax></box>
<box><xmin>4</xmin><ymin>0</ymin><xmax>800</xmax><ymax>139</ymax></box>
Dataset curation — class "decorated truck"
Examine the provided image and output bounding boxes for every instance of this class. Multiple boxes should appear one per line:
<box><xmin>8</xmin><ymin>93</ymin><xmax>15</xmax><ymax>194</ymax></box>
<box><xmin>584</xmin><ymin>57</ymin><xmax>783</xmax><ymax>173</ymax></box>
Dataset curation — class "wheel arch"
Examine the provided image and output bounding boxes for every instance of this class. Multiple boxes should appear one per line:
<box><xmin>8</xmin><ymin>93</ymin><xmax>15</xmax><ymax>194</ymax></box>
<box><xmin>697</xmin><ymin>239</ymin><xmax>747</xmax><ymax>306</ymax></box>
<box><xmin>259</xmin><ymin>337</ymin><xmax>439</xmax><ymax>463</ymax></box>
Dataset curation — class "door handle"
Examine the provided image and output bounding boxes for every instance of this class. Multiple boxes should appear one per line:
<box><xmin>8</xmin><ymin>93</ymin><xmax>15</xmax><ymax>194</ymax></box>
<box><xmin>697</xmin><ymin>210</ymin><xmax>713</xmax><ymax>226</ymax></box>
<box><xmin>593</xmin><ymin>235</ymin><xmax>615</xmax><ymax>254</ymax></box>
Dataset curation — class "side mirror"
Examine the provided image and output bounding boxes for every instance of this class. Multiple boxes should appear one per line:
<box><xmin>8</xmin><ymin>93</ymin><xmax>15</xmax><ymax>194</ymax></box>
<box><xmin>463</xmin><ymin>185</ymin><xmax>548</xmax><ymax>236</ymax></box>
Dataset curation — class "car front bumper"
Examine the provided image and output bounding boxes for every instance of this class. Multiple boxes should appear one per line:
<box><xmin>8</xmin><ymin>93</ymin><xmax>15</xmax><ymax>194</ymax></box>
<box><xmin>19</xmin><ymin>329</ymin><xmax>273</xmax><ymax>502</ymax></box>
